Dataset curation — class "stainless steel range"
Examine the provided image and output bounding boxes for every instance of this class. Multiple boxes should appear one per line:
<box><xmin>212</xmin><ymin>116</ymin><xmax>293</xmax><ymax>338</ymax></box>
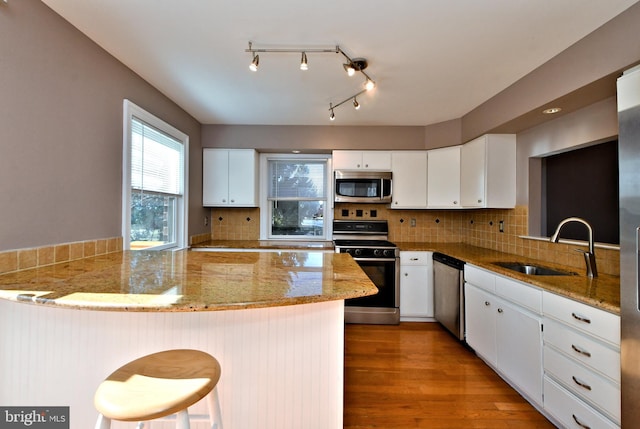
<box><xmin>333</xmin><ymin>220</ymin><xmax>400</xmax><ymax>324</ymax></box>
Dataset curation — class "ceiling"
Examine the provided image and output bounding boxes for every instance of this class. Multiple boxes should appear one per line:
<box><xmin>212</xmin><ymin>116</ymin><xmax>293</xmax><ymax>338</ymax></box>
<box><xmin>41</xmin><ymin>0</ymin><xmax>640</xmax><ymax>126</ymax></box>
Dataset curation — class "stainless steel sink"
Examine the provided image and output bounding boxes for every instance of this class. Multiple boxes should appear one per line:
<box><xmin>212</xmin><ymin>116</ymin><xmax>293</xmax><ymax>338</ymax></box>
<box><xmin>492</xmin><ymin>261</ymin><xmax>576</xmax><ymax>276</ymax></box>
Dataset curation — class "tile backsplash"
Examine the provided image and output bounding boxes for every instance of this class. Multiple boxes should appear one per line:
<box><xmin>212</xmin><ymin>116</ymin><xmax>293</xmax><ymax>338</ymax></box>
<box><xmin>0</xmin><ymin>236</ymin><xmax>123</xmax><ymax>275</ymax></box>
<box><xmin>206</xmin><ymin>204</ymin><xmax>620</xmax><ymax>276</ymax></box>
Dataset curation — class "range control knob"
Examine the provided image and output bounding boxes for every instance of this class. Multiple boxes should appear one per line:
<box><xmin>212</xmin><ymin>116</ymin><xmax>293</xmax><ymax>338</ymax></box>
<box><xmin>384</xmin><ymin>249</ymin><xmax>396</xmax><ymax>257</ymax></box>
<box><xmin>373</xmin><ymin>249</ymin><xmax>383</xmax><ymax>257</ymax></box>
<box><xmin>354</xmin><ymin>248</ymin><xmax>363</xmax><ymax>256</ymax></box>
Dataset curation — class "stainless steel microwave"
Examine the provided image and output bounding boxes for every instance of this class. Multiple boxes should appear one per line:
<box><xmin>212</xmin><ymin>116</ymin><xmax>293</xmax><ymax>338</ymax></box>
<box><xmin>334</xmin><ymin>170</ymin><xmax>392</xmax><ymax>203</ymax></box>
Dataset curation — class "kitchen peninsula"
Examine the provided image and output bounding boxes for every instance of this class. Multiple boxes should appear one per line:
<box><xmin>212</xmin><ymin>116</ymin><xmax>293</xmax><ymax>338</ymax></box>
<box><xmin>0</xmin><ymin>250</ymin><xmax>377</xmax><ymax>429</ymax></box>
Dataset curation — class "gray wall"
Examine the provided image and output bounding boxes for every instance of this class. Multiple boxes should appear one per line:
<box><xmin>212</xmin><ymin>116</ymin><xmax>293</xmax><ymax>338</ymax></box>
<box><xmin>0</xmin><ymin>1</ymin><xmax>206</xmax><ymax>252</ymax></box>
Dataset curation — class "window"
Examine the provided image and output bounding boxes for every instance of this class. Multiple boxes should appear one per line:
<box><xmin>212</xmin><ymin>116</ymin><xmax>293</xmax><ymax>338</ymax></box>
<box><xmin>123</xmin><ymin>100</ymin><xmax>189</xmax><ymax>250</ymax></box>
<box><xmin>260</xmin><ymin>154</ymin><xmax>332</xmax><ymax>240</ymax></box>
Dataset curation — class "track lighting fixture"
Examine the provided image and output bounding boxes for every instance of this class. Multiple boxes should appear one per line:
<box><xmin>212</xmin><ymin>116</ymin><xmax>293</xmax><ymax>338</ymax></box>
<box><xmin>246</xmin><ymin>41</ymin><xmax>377</xmax><ymax>120</ymax></box>
<box><xmin>249</xmin><ymin>54</ymin><xmax>259</xmax><ymax>72</ymax></box>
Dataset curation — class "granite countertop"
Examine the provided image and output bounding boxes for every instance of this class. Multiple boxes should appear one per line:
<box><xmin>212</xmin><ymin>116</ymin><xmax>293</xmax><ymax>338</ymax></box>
<box><xmin>0</xmin><ymin>250</ymin><xmax>377</xmax><ymax>312</ymax></box>
<box><xmin>396</xmin><ymin>242</ymin><xmax>620</xmax><ymax>315</ymax></box>
<box><xmin>192</xmin><ymin>239</ymin><xmax>620</xmax><ymax>314</ymax></box>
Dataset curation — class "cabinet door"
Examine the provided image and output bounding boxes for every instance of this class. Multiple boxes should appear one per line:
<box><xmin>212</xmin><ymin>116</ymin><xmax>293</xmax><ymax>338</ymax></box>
<box><xmin>391</xmin><ymin>151</ymin><xmax>427</xmax><ymax>208</ymax></box>
<box><xmin>332</xmin><ymin>150</ymin><xmax>364</xmax><ymax>170</ymax></box>
<box><xmin>427</xmin><ymin>146</ymin><xmax>461</xmax><ymax>208</ymax></box>
<box><xmin>227</xmin><ymin>150</ymin><xmax>258</xmax><ymax>206</ymax></box>
<box><xmin>399</xmin><ymin>253</ymin><xmax>433</xmax><ymax>318</ymax></box>
<box><xmin>465</xmin><ymin>283</ymin><xmax>497</xmax><ymax>366</ymax></box>
<box><xmin>460</xmin><ymin>136</ymin><xmax>486</xmax><ymax>207</ymax></box>
<box><xmin>203</xmin><ymin>149</ymin><xmax>229</xmax><ymax>206</ymax></box>
<box><xmin>496</xmin><ymin>298</ymin><xmax>543</xmax><ymax>405</ymax></box>
<box><xmin>362</xmin><ymin>151</ymin><xmax>391</xmax><ymax>170</ymax></box>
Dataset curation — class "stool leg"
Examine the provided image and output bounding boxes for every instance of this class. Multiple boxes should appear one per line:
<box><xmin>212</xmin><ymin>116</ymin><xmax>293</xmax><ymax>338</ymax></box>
<box><xmin>206</xmin><ymin>387</ymin><xmax>222</xmax><ymax>429</ymax></box>
<box><xmin>95</xmin><ymin>414</ymin><xmax>111</xmax><ymax>429</ymax></box>
<box><xmin>175</xmin><ymin>410</ymin><xmax>190</xmax><ymax>429</ymax></box>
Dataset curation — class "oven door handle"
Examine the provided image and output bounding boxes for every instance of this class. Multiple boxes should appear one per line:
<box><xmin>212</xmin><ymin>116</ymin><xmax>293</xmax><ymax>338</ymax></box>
<box><xmin>351</xmin><ymin>257</ymin><xmax>398</xmax><ymax>262</ymax></box>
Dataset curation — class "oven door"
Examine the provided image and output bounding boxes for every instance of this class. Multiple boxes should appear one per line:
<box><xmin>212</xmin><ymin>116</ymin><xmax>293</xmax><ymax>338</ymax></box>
<box><xmin>345</xmin><ymin>257</ymin><xmax>400</xmax><ymax>324</ymax></box>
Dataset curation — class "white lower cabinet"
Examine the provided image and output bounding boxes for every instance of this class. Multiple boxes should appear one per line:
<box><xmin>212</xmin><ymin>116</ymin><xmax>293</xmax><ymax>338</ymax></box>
<box><xmin>399</xmin><ymin>251</ymin><xmax>433</xmax><ymax>320</ymax></box>
<box><xmin>542</xmin><ymin>291</ymin><xmax>620</xmax><ymax>428</ymax></box>
<box><xmin>464</xmin><ymin>265</ymin><xmax>621</xmax><ymax>427</ymax></box>
<box><xmin>464</xmin><ymin>268</ymin><xmax>543</xmax><ymax>405</ymax></box>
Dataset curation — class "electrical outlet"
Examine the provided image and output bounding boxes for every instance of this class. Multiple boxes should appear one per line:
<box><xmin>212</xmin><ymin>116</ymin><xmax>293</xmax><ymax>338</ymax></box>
<box><xmin>410</xmin><ymin>218</ymin><xmax>416</xmax><ymax>227</ymax></box>
<box><xmin>204</xmin><ymin>216</ymin><xmax>209</xmax><ymax>226</ymax></box>
<box><xmin>499</xmin><ymin>220</ymin><xmax>504</xmax><ymax>232</ymax></box>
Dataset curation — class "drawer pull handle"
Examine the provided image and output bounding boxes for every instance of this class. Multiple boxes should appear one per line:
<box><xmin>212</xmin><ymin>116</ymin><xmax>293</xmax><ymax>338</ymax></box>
<box><xmin>571</xmin><ymin>312</ymin><xmax>592</xmax><ymax>324</ymax></box>
<box><xmin>572</xmin><ymin>376</ymin><xmax>592</xmax><ymax>391</ymax></box>
<box><xmin>410</xmin><ymin>258</ymin><xmax>419</xmax><ymax>261</ymax></box>
<box><xmin>572</xmin><ymin>414</ymin><xmax>591</xmax><ymax>429</ymax></box>
<box><xmin>484</xmin><ymin>301</ymin><xmax>491</xmax><ymax>306</ymax></box>
<box><xmin>571</xmin><ymin>344</ymin><xmax>592</xmax><ymax>358</ymax></box>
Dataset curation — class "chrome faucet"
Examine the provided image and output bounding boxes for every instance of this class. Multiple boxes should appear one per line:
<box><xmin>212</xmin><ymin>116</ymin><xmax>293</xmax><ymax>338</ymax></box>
<box><xmin>550</xmin><ymin>217</ymin><xmax>598</xmax><ymax>277</ymax></box>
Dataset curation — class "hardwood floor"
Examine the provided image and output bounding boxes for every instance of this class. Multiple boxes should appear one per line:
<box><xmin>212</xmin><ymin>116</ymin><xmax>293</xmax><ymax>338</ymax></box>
<box><xmin>344</xmin><ymin>322</ymin><xmax>556</xmax><ymax>429</ymax></box>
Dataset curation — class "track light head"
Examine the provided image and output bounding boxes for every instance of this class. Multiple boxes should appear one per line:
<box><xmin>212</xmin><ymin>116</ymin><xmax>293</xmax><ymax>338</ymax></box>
<box><xmin>344</xmin><ymin>58</ymin><xmax>368</xmax><ymax>77</ymax></box>
<box><xmin>343</xmin><ymin>63</ymin><xmax>356</xmax><ymax>76</ymax></box>
<box><xmin>249</xmin><ymin>54</ymin><xmax>259</xmax><ymax>72</ymax></box>
<box><xmin>365</xmin><ymin>79</ymin><xmax>375</xmax><ymax>91</ymax></box>
<box><xmin>300</xmin><ymin>52</ymin><xmax>308</xmax><ymax>71</ymax></box>
<box><xmin>329</xmin><ymin>104</ymin><xmax>336</xmax><ymax>121</ymax></box>
<box><xmin>353</xmin><ymin>98</ymin><xmax>360</xmax><ymax>110</ymax></box>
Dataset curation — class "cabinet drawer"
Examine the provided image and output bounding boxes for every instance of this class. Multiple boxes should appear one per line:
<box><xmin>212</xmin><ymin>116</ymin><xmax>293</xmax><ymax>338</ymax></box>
<box><xmin>464</xmin><ymin>265</ymin><xmax>495</xmax><ymax>292</ymax></box>
<box><xmin>544</xmin><ymin>346</ymin><xmax>620</xmax><ymax>423</ymax></box>
<box><xmin>544</xmin><ymin>376</ymin><xmax>619</xmax><ymax>429</ymax></box>
<box><xmin>400</xmin><ymin>251</ymin><xmax>432</xmax><ymax>266</ymax></box>
<box><xmin>543</xmin><ymin>291</ymin><xmax>620</xmax><ymax>346</ymax></box>
<box><xmin>544</xmin><ymin>318</ymin><xmax>620</xmax><ymax>382</ymax></box>
<box><xmin>495</xmin><ymin>275</ymin><xmax>542</xmax><ymax>314</ymax></box>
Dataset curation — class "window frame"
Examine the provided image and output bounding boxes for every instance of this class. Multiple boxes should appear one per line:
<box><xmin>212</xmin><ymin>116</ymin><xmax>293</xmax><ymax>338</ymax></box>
<box><xmin>259</xmin><ymin>153</ymin><xmax>333</xmax><ymax>240</ymax></box>
<box><xmin>122</xmin><ymin>99</ymin><xmax>189</xmax><ymax>250</ymax></box>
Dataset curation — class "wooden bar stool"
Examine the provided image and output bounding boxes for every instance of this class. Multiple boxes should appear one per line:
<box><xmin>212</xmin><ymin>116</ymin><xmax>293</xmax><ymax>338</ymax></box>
<box><xmin>94</xmin><ymin>349</ymin><xmax>222</xmax><ymax>429</ymax></box>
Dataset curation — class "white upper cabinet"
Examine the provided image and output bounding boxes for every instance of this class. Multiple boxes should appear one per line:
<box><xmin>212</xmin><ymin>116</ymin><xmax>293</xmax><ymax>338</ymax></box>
<box><xmin>203</xmin><ymin>149</ymin><xmax>258</xmax><ymax>207</ymax></box>
<box><xmin>391</xmin><ymin>151</ymin><xmax>427</xmax><ymax>209</ymax></box>
<box><xmin>332</xmin><ymin>150</ymin><xmax>392</xmax><ymax>170</ymax></box>
<box><xmin>427</xmin><ymin>145</ymin><xmax>461</xmax><ymax>208</ymax></box>
<box><xmin>460</xmin><ymin>134</ymin><xmax>516</xmax><ymax>208</ymax></box>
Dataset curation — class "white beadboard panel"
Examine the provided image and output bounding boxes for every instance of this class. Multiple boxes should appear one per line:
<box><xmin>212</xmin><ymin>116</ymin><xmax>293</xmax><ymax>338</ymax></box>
<box><xmin>0</xmin><ymin>300</ymin><xmax>345</xmax><ymax>429</ymax></box>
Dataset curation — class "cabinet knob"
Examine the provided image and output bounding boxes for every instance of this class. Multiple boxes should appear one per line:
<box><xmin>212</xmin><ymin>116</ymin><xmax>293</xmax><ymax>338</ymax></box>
<box><xmin>484</xmin><ymin>301</ymin><xmax>490</xmax><ymax>306</ymax></box>
<box><xmin>404</xmin><ymin>273</ymin><xmax>408</xmax><ymax>276</ymax></box>
<box><xmin>477</xmin><ymin>199</ymin><xmax>482</xmax><ymax>203</ymax></box>
<box><xmin>497</xmin><ymin>308</ymin><xmax>504</xmax><ymax>313</ymax></box>
<box><xmin>231</xmin><ymin>199</ymin><xmax>235</xmax><ymax>203</ymax></box>
<box><xmin>357</xmin><ymin>164</ymin><xmax>361</xmax><ymax>168</ymax></box>
<box><xmin>222</xmin><ymin>199</ymin><xmax>227</xmax><ymax>203</ymax></box>
<box><xmin>365</xmin><ymin>164</ymin><xmax>369</xmax><ymax>168</ymax></box>
<box><xmin>453</xmin><ymin>201</ymin><xmax>458</xmax><ymax>205</ymax></box>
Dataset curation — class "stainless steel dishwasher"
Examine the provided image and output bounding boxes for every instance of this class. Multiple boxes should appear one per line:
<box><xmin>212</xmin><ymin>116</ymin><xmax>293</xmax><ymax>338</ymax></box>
<box><xmin>433</xmin><ymin>252</ymin><xmax>465</xmax><ymax>340</ymax></box>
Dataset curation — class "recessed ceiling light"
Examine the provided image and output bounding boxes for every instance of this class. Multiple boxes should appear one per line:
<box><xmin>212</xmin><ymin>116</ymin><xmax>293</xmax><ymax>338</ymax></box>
<box><xmin>542</xmin><ymin>107</ymin><xmax>562</xmax><ymax>115</ymax></box>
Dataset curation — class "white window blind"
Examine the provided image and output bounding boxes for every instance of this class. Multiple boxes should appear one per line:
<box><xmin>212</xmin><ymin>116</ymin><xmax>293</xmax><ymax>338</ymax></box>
<box><xmin>268</xmin><ymin>160</ymin><xmax>326</xmax><ymax>199</ymax></box>
<box><xmin>131</xmin><ymin>117</ymin><xmax>183</xmax><ymax>195</ymax></box>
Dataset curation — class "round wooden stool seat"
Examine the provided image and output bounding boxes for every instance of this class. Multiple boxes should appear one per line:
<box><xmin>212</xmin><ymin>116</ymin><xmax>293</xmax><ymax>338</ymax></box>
<box><xmin>94</xmin><ymin>349</ymin><xmax>221</xmax><ymax>423</ymax></box>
